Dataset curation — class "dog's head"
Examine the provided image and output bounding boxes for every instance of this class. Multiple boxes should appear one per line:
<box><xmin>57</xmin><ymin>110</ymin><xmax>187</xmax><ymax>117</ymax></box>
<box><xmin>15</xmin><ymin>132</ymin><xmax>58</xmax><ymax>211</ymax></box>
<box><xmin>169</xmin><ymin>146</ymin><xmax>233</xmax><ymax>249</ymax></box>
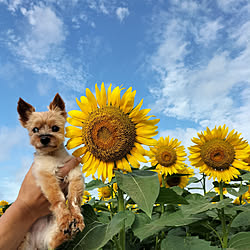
<box><xmin>17</xmin><ymin>93</ymin><xmax>67</xmax><ymax>153</ymax></box>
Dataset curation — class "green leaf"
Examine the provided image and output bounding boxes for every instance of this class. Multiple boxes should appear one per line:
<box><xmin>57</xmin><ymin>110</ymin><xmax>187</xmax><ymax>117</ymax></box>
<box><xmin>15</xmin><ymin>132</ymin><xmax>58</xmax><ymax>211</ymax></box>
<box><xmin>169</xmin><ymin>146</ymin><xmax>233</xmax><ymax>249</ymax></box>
<box><xmin>228</xmin><ymin>232</ymin><xmax>250</xmax><ymax>249</ymax></box>
<box><xmin>72</xmin><ymin>211</ymin><xmax>134</xmax><ymax>250</ymax></box>
<box><xmin>227</xmin><ymin>185</ymin><xmax>248</xmax><ymax>197</ymax></box>
<box><xmin>156</xmin><ymin>187</ymin><xmax>188</xmax><ymax>204</ymax></box>
<box><xmin>231</xmin><ymin>211</ymin><xmax>250</xmax><ymax>227</ymax></box>
<box><xmin>240</xmin><ymin>172</ymin><xmax>250</xmax><ymax>181</ymax></box>
<box><xmin>161</xmin><ymin>235</ymin><xmax>219</xmax><ymax>250</ymax></box>
<box><xmin>115</xmin><ymin>170</ymin><xmax>160</xmax><ymax>218</ymax></box>
<box><xmin>188</xmin><ymin>177</ymin><xmax>200</xmax><ymax>185</ymax></box>
<box><xmin>181</xmin><ymin>194</ymin><xmax>232</xmax><ymax>215</ymax></box>
<box><xmin>85</xmin><ymin>179</ymin><xmax>106</xmax><ymax>191</ymax></box>
<box><xmin>133</xmin><ymin>210</ymin><xmax>202</xmax><ymax>241</ymax></box>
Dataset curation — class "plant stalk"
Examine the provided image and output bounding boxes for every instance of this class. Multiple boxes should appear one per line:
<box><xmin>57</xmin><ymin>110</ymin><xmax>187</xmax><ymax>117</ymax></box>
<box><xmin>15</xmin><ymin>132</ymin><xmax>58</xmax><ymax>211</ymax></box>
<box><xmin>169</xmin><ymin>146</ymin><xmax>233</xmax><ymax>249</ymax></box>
<box><xmin>202</xmin><ymin>173</ymin><xmax>206</xmax><ymax>195</ymax></box>
<box><xmin>117</xmin><ymin>186</ymin><xmax>126</xmax><ymax>250</ymax></box>
<box><xmin>219</xmin><ymin>181</ymin><xmax>228</xmax><ymax>249</ymax></box>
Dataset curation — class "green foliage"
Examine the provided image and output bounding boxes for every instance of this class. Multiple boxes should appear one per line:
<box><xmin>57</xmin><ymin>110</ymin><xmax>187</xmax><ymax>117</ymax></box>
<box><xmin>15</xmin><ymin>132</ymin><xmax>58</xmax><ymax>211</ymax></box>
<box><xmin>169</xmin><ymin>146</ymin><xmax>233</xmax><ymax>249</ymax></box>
<box><xmin>161</xmin><ymin>235</ymin><xmax>219</xmax><ymax>249</ymax></box>
<box><xmin>228</xmin><ymin>232</ymin><xmax>250</xmax><ymax>249</ymax></box>
<box><xmin>27</xmin><ymin>168</ymin><xmax>250</xmax><ymax>249</ymax></box>
<box><xmin>115</xmin><ymin>170</ymin><xmax>160</xmax><ymax>218</ymax></box>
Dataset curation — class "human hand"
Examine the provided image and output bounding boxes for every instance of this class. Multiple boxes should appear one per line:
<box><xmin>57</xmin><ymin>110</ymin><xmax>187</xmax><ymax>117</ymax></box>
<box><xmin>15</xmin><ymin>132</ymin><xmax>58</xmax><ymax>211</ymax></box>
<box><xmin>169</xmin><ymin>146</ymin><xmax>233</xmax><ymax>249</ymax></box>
<box><xmin>15</xmin><ymin>157</ymin><xmax>81</xmax><ymax>221</ymax></box>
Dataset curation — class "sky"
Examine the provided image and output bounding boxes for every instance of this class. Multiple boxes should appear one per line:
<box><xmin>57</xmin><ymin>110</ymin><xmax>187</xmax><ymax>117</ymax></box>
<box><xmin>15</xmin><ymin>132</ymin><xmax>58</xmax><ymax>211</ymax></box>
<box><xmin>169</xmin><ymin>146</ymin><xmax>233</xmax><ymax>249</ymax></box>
<box><xmin>1</xmin><ymin>0</ymin><xmax>250</xmax><ymax>202</ymax></box>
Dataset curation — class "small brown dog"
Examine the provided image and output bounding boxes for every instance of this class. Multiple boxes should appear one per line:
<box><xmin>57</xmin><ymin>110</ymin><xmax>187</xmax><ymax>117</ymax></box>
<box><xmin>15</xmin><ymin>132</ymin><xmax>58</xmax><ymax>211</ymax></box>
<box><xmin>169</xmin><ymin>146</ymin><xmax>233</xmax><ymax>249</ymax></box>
<box><xmin>17</xmin><ymin>94</ymin><xmax>85</xmax><ymax>250</ymax></box>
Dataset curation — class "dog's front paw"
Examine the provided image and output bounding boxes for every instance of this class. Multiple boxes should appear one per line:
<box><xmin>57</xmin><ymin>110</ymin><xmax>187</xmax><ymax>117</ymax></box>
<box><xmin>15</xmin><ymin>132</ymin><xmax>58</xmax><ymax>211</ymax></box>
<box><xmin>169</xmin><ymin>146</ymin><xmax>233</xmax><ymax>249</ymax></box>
<box><xmin>70</xmin><ymin>213</ymin><xmax>85</xmax><ymax>234</ymax></box>
<box><xmin>57</xmin><ymin>211</ymin><xmax>72</xmax><ymax>235</ymax></box>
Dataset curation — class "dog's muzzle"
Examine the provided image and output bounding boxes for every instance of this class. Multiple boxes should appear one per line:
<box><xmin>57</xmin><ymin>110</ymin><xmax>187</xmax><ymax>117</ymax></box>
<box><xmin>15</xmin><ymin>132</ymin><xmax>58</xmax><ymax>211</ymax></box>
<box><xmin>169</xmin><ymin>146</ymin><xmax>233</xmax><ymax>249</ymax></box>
<box><xmin>40</xmin><ymin>135</ymin><xmax>51</xmax><ymax>146</ymax></box>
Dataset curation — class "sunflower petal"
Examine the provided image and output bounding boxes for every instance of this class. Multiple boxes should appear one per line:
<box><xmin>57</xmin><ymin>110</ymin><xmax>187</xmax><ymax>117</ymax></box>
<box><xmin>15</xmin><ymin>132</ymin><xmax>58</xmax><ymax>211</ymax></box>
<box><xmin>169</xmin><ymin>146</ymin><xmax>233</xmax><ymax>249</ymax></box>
<box><xmin>66</xmin><ymin>137</ymin><xmax>83</xmax><ymax>149</ymax></box>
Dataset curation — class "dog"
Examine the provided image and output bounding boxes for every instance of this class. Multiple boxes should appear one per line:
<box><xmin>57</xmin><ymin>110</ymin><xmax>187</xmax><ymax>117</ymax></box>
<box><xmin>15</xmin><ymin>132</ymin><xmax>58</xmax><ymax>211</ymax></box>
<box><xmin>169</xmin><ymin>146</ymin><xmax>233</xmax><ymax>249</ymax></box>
<box><xmin>17</xmin><ymin>93</ymin><xmax>85</xmax><ymax>250</ymax></box>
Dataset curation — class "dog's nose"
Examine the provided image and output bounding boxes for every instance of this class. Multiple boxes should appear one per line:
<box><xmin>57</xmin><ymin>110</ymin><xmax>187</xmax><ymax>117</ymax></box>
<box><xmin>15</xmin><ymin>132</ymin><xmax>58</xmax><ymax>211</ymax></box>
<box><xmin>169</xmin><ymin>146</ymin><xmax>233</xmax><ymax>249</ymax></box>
<box><xmin>40</xmin><ymin>136</ymin><xmax>51</xmax><ymax>145</ymax></box>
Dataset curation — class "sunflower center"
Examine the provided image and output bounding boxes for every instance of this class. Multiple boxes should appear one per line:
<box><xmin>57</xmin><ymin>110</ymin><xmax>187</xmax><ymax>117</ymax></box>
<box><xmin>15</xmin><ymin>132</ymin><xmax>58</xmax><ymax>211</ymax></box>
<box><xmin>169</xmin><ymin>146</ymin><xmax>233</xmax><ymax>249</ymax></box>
<box><xmin>156</xmin><ymin>146</ymin><xmax>177</xmax><ymax>167</ymax></box>
<box><xmin>166</xmin><ymin>176</ymin><xmax>181</xmax><ymax>187</ymax></box>
<box><xmin>82</xmin><ymin>106</ymin><xmax>136</xmax><ymax>162</ymax></box>
<box><xmin>102</xmin><ymin>189</ymin><xmax>111</xmax><ymax>198</ymax></box>
<box><xmin>201</xmin><ymin>139</ymin><xmax>235</xmax><ymax>171</ymax></box>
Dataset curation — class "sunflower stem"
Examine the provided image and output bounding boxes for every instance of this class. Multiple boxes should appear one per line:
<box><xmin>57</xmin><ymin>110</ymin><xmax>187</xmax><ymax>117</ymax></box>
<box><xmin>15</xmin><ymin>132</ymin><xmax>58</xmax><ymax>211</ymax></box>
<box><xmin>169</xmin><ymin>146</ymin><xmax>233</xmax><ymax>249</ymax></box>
<box><xmin>219</xmin><ymin>181</ymin><xmax>228</xmax><ymax>249</ymax></box>
<box><xmin>202</xmin><ymin>173</ymin><xmax>206</xmax><ymax>195</ymax></box>
<box><xmin>117</xmin><ymin>186</ymin><xmax>126</xmax><ymax>250</ymax></box>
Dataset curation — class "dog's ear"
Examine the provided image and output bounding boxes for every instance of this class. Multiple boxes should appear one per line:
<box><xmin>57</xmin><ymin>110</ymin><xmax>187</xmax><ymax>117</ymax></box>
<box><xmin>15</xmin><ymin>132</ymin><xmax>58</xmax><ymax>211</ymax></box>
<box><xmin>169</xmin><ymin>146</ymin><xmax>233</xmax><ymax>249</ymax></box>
<box><xmin>17</xmin><ymin>98</ymin><xmax>35</xmax><ymax>127</ymax></box>
<box><xmin>49</xmin><ymin>93</ymin><xmax>67</xmax><ymax>118</ymax></box>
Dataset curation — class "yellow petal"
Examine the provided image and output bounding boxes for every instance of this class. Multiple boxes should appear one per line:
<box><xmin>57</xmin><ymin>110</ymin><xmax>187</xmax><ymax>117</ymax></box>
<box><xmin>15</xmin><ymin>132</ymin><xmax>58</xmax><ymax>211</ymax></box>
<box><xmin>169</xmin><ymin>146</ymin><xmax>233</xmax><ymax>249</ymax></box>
<box><xmin>66</xmin><ymin>137</ymin><xmax>83</xmax><ymax>149</ymax></box>
<box><xmin>129</xmin><ymin>99</ymin><xmax>143</xmax><ymax>118</ymax></box>
<box><xmin>136</xmin><ymin>136</ymin><xmax>157</xmax><ymax>146</ymax></box>
<box><xmin>68</xmin><ymin>110</ymin><xmax>86</xmax><ymax>121</ymax></box>
<box><xmin>102</xmin><ymin>162</ymin><xmax>107</xmax><ymax>180</ymax></box>
<box><xmin>130</xmin><ymin>148</ymin><xmax>147</xmax><ymax>163</ymax></box>
<box><xmin>81</xmin><ymin>151</ymin><xmax>91</xmax><ymax>164</ymax></box>
<box><xmin>98</xmin><ymin>161</ymin><xmax>104</xmax><ymax>179</ymax></box>
<box><xmin>107</xmin><ymin>84</ymin><xmax>112</xmax><ymax>105</ymax></box>
<box><xmin>116</xmin><ymin>159</ymin><xmax>123</xmax><ymax>170</ymax></box>
<box><xmin>122</xmin><ymin>158</ymin><xmax>132</xmax><ymax>172</ymax></box>
<box><xmin>100</xmin><ymin>82</ymin><xmax>107</xmax><ymax>107</ymax></box>
<box><xmin>76</xmin><ymin>98</ymin><xmax>89</xmax><ymax>116</ymax></box>
<box><xmin>136</xmin><ymin>128</ymin><xmax>158</xmax><ymax>137</ymax></box>
<box><xmin>82</xmin><ymin>153</ymin><xmax>93</xmax><ymax>171</ymax></box>
<box><xmin>134</xmin><ymin>142</ymin><xmax>145</xmax><ymax>155</ymax></box>
<box><xmin>86</xmin><ymin>88</ymin><xmax>97</xmax><ymax>109</ymax></box>
<box><xmin>120</xmin><ymin>88</ymin><xmax>136</xmax><ymax>114</ymax></box>
<box><xmin>95</xmin><ymin>84</ymin><xmax>101</xmax><ymax>107</ymax></box>
<box><xmin>67</xmin><ymin>117</ymin><xmax>83</xmax><ymax>127</ymax></box>
<box><xmin>65</xmin><ymin>126</ymin><xmax>82</xmax><ymax>138</ymax></box>
<box><xmin>107</xmin><ymin>162</ymin><xmax>114</xmax><ymax>182</ymax></box>
<box><xmin>72</xmin><ymin>146</ymin><xmax>87</xmax><ymax>157</ymax></box>
<box><xmin>127</xmin><ymin>154</ymin><xmax>140</xmax><ymax>168</ymax></box>
<box><xmin>111</xmin><ymin>86</ymin><xmax>121</xmax><ymax>107</ymax></box>
<box><xmin>135</xmin><ymin>119</ymin><xmax>160</xmax><ymax>128</ymax></box>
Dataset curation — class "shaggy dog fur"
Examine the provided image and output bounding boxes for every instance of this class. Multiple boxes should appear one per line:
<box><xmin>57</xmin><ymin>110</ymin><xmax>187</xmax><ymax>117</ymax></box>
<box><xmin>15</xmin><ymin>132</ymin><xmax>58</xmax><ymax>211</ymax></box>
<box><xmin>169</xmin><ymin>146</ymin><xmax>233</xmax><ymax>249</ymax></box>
<box><xmin>17</xmin><ymin>94</ymin><xmax>85</xmax><ymax>250</ymax></box>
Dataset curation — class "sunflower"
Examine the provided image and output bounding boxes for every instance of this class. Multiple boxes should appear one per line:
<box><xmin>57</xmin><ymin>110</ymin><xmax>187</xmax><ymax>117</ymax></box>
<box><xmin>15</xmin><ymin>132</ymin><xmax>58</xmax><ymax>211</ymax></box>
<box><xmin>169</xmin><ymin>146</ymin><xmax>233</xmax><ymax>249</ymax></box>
<box><xmin>233</xmin><ymin>186</ymin><xmax>250</xmax><ymax>205</ymax></box>
<box><xmin>189</xmin><ymin>125</ymin><xmax>250</xmax><ymax>183</ymax></box>
<box><xmin>81</xmin><ymin>191</ymin><xmax>91</xmax><ymax>204</ymax></box>
<box><xmin>66</xmin><ymin>83</ymin><xmax>159</xmax><ymax>182</ymax></box>
<box><xmin>158</xmin><ymin>167</ymin><xmax>194</xmax><ymax>189</ymax></box>
<box><xmin>147</xmin><ymin>136</ymin><xmax>187</xmax><ymax>176</ymax></box>
<box><xmin>0</xmin><ymin>200</ymin><xmax>9</xmax><ymax>215</ymax></box>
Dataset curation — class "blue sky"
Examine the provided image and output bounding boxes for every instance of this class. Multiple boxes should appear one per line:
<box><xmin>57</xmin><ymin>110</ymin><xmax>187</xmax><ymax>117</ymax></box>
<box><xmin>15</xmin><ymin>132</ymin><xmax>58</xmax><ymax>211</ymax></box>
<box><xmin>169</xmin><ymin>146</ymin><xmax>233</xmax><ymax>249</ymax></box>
<box><xmin>1</xmin><ymin>0</ymin><xmax>250</xmax><ymax>202</ymax></box>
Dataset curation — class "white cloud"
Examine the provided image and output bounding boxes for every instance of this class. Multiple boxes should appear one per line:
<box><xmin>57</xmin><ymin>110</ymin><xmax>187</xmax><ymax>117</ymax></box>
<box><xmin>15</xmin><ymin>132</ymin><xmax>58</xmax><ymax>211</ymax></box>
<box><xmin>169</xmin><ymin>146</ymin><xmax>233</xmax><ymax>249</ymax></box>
<box><xmin>148</xmin><ymin>4</ymin><xmax>250</xmax><ymax>141</ymax></box>
<box><xmin>0</xmin><ymin>126</ymin><xmax>28</xmax><ymax>162</ymax></box>
<box><xmin>116</xmin><ymin>7</ymin><xmax>129</xmax><ymax>22</ymax></box>
<box><xmin>4</xmin><ymin>5</ymin><xmax>87</xmax><ymax>92</ymax></box>
<box><xmin>18</xmin><ymin>6</ymin><xmax>65</xmax><ymax>60</ymax></box>
<box><xmin>6</xmin><ymin>0</ymin><xmax>22</xmax><ymax>12</ymax></box>
<box><xmin>194</xmin><ymin>19</ymin><xmax>223</xmax><ymax>45</ymax></box>
<box><xmin>216</xmin><ymin>0</ymin><xmax>247</xmax><ymax>13</ymax></box>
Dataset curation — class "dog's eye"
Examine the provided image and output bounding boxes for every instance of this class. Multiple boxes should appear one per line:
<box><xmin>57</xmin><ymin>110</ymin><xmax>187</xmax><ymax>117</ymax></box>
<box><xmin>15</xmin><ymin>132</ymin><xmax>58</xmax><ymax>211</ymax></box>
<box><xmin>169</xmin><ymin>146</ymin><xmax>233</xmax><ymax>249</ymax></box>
<box><xmin>52</xmin><ymin>125</ymin><xmax>60</xmax><ymax>132</ymax></box>
<box><xmin>32</xmin><ymin>127</ymin><xmax>39</xmax><ymax>133</ymax></box>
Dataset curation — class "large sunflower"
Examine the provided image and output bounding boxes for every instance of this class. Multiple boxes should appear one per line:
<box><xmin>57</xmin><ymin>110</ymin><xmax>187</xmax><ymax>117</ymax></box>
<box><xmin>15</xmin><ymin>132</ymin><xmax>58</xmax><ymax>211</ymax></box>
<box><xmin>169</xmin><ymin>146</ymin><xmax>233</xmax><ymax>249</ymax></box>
<box><xmin>147</xmin><ymin>136</ymin><xmax>187</xmax><ymax>176</ymax></box>
<box><xmin>158</xmin><ymin>167</ymin><xmax>194</xmax><ymax>189</ymax></box>
<box><xmin>66</xmin><ymin>83</ymin><xmax>159</xmax><ymax>182</ymax></box>
<box><xmin>188</xmin><ymin>125</ymin><xmax>250</xmax><ymax>182</ymax></box>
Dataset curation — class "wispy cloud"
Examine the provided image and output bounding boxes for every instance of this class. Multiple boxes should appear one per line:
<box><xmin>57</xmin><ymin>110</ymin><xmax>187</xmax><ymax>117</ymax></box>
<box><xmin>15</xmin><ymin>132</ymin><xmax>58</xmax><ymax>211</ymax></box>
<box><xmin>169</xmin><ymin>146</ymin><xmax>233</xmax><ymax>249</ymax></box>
<box><xmin>0</xmin><ymin>126</ymin><xmax>28</xmax><ymax>162</ymax></box>
<box><xmin>2</xmin><ymin>4</ymin><xmax>87</xmax><ymax>92</ymax></box>
<box><xmin>147</xmin><ymin>1</ymin><xmax>250</xmax><ymax>139</ymax></box>
<box><xmin>116</xmin><ymin>7</ymin><xmax>129</xmax><ymax>22</ymax></box>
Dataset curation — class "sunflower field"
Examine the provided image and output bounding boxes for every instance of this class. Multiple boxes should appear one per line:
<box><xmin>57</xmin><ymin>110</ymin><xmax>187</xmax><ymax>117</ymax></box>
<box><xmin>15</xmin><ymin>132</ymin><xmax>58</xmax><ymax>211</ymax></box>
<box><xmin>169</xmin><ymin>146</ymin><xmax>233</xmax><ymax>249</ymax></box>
<box><xmin>2</xmin><ymin>83</ymin><xmax>250</xmax><ymax>250</ymax></box>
